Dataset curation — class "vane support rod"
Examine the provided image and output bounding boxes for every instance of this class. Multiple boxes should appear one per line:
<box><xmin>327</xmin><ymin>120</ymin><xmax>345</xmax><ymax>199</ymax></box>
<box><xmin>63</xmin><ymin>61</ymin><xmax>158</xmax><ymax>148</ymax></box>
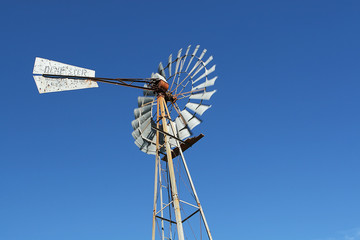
<box><xmin>42</xmin><ymin>74</ymin><xmax>157</xmax><ymax>91</ymax></box>
<box><xmin>42</xmin><ymin>74</ymin><xmax>153</xmax><ymax>82</ymax></box>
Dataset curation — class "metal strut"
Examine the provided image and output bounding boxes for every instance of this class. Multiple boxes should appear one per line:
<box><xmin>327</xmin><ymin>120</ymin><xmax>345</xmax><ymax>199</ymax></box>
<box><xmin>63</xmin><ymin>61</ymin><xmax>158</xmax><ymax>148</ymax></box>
<box><xmin>165</xmin><ymin>103</ymin><xmax>213</xmax><ymax>240</ymax></box>
<box><xmin>152</xmin><ymin>94</ymin><xmax>213</xmax><ymax>240</ymax></box>
<box><xmin>41</xmin><ymin>74</ymin><xmax>158</xmax><ymax>91</ymax></box>
<box><xmin>158</xmin><ymin>95</ymin><xmax>185</xmax><ymax>240</ymax></box>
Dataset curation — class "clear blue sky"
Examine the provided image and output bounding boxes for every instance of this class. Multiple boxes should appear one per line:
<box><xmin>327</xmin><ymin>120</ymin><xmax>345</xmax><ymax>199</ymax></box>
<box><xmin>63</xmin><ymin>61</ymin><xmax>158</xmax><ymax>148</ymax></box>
<box><xmin>1</xmin><ymin>1</ymin><xmax>360</xmax><ymax>240</ymax></box>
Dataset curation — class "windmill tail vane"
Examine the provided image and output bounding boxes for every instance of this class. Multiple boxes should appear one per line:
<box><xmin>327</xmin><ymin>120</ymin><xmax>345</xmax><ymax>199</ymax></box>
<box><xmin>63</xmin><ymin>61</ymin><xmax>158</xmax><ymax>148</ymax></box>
<box><xmin>32</xmin><ymin>45</ymin><xmax>217</xmax><ymax>240</ymax></box>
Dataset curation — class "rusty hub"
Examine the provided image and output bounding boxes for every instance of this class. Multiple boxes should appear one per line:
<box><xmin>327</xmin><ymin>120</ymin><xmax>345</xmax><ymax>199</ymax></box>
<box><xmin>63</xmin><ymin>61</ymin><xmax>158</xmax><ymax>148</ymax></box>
<box><xmin>151</xmin><ymin>79</ymin><xmax>177</xmax><ymax>103</ymax></box>
<box><xmin>164</xmin><ymin>91</ymin><xmax>177</xmax><ymax>103</ymax></box>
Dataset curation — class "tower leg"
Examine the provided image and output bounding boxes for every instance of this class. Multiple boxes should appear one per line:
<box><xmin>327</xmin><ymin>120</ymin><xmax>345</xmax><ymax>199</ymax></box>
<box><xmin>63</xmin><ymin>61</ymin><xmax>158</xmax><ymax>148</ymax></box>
<box><xmin>153</xmin><ymin>95</ymin><xmax>213</xmax><ymax>240</ymax></box>
<box><xmin>152</xmin><ymin>101</ymin><xmax>161</xmax><ymax>240</ymax></box>
<box><xmin>166</xmin><ymin>113</ymin><xmax>213</xmax><ymax>240</ymax></box>
<box><xmin>152</xmin><ymin>154</ymin><xmax>159</xmax><ymax>240</ymax></box>
<box><xmin>178</xmin><ymin>146</ymin><xmax>213</xmax><ymax>240</ymax></box>
<box><xmin>158</xmin><ymin>157</ymin><xmax>165</xmax><ymax>240</ymax></box>
<box><xmin>158</xmin><ymin>96</ymin><xmax>185</xmax><ymax>240</ymax></box>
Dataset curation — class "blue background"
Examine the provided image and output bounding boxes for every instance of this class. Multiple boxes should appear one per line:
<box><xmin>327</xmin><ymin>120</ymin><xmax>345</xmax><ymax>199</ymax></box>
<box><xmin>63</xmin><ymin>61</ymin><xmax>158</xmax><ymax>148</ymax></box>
<box><xmin>1</xmin><ymin>1</ymin><xmax>360</xmax><ymax>239</ymax></box>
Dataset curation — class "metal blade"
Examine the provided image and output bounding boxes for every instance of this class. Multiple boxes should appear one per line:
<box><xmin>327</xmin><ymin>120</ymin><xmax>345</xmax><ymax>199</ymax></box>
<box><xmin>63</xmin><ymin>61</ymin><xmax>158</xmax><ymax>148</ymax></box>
<box><xmin>150</xmin><ymin>134</ymin><xmax>165</xmax><ymax>149</ymax></box>
<box><xmin>131</xmin><ymin>111</ymin><xmax>152</xmax><ymax>129</ymax></box>
<box><xmin>134</xmin><ymin>124</ymin><xmax>157</xmax><ymax>155</ymax></box>
<box><xmin>175</xmin><ymin>117</ymin><xmax>192</xmax><ymax>140</ymax></box>
<box><xmin>158</xmin><ymin>62</ymin><xmax>166</xmax><ymax>78</ymax></box>
<box><xmin>185</xmin><ymin>102</ymin><xmax>211</xmax><ymax>116</ymax></box>
<box><xmin>134</xmin><ymin>136</ymin><xmax>144</xmax><ymax>148</ymax></box>
<box><xmin>136</xmin><ymin>127</ymin><xmax>156</xmax><ymax>145</ymax></box>
<box><xmin>179</xmin><ymin>129</ymin><xmax>191</xmax><ymax>140</ymax></box>
<box><xmin>171</xmin><ymin>48</ymin><xmax>184</xmax><ymax>92</ymax></box>
<box><xmin>167</xmin><ymin>121</ymin><xmax>178</xmax><ymax>147</ymax></box>
<box><xmin>178</xmin><ymin>128</ymin><xmax>191</xmax><ymax>140</ymax></box>
<box><xmin>178</xmin><ymin>46</ymin><xmax>190</xmax><ymax>73</ymax></box>
<box><xmin>175</xmin><ymin>116</ymin><xmax>186</xmax><ymax>130</ymax></box>
<box><xmin>203</xmin><ymin>55</ymin><xmax>213</xmax><ymax>66</ymax></box>
<box><xmin>138</xmin><ymin>96</ymin><xmax>154</xmax><ymax>107</ymax></box>
<box><xmin>193</xmin><ymin>65</ymin><xmax>216</xmax><ymax>84</ymax></box>
<box><xmin>189</xmin><ymin>90</ymin><xmax>217</xmax><ymax>101</ymax></box>
<box><xmin>192</xmin><ymin>76</ymin><xmax>217</xmax><ymax>91</ymax></box>
<box><xmin>190</xmin><ymin>56</ymin><xmax>213</xmax><ymax>81</ymax></box>
<box><xmin>180</xmin><ymin>109</ymin><xmax>201</xmax><ymax>130</ymax></box>
<box><xmin>134</xmin><ymin>105</ymin><xmax>152</xmax><ymax>118</ymax></box>
<box><xmin>142</xmin><ymin>125</ymin><xmax>156</xmax><ymax>141</ymax></box>
<box><xmin>33</xmin><ymin>57</ymin><xmax>95</xmax><ymax>77</ymax></box>
<box><xmin>135</xmin><ymin>136</ymin><xmax>151</xmax><ymax>152</ymax></box>
<box><xmin>132</xmin><ymin>118</ymin><xmax>151</xmax><ymax>139</ymax></box>
<box><xmin>132</xmin><ymin>128</ymin><xmax>141</xmax><ymax>140</ymax></box>
<box><xmin>174</xmin><ymin>48</ymin><xmax>182</xmax><ymax>75</ymax></box>
<box><xmin>198</xmin><ymin>49</ymin><xmax>207</xmax><ymax>60</ymax></box>
<box><xmin>143</xmin><ymin>144</ymin><xmax>157</xmax><ymax>155</ymax></box>
<box><xmin>168</xmin><ymin>54</ymin><xmax>172</xmax><ymax>77</ymax></box>
<box><xmin>135</xmin><ymin>129</ymin><xmax>157</xmax><ymax>150</ymax></box>
<box><xmin>33</xmin><ymin>75</ymin><xmax>98</xmax><ymax>94</ymax></box>
<box><xmin>188</xmin><ymin>49</ymin><xmax>207</xmax><ymax>76</ymax></box>
<box><xmin>185</xmin><ymin>45</ymin><xmax>191</xmax><ymax>56</ymax></box>
<box><xmin>185</xmin><ymin>45</ymin><xmax>200</xmax><ymax>72</ymax></box>
<box><xmin>143</xmin><ymin>83</ymin><xmax>155</xmax><ymax>96</ymax></box>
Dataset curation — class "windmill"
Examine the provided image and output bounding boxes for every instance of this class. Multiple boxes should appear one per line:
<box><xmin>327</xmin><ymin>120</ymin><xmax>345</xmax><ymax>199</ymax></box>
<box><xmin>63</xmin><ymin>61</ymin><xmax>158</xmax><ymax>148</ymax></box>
<box><xmin>32</xmin><ymin>45</ymin><xmax>217</xmax><ymax>240</ymax></box>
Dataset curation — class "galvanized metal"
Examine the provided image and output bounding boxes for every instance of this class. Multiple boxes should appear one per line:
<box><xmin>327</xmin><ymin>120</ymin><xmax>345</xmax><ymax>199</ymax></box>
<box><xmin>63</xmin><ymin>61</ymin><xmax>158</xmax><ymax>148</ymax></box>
<box><xmin>33</xmin><ymin>57</ymin><xmax>95</xmax><ymax>77</ymax></box>
<box><xmin>192</xmin><ymin>76</ymin><xmax>217</xmax><ymax>91</ymax></box>
<box><xmin>189</xmin><ymin>90</ymin><xmax>217</xmax><ymax>100</ymax></box>
<box><xmin>166</xmin><ymin>103</ymin><xmax>213</xmax><ymax>240</ymax></box>
<box><xmin>185</xmin><ymin>102</ymin><xmax>211</xmax><ymax>116</ymax></box>
<box><xmin>149</xmin><ymin>45</ymin><xmax>217</xmax><ymax>240</ymax></box>
<box><xmin>33</xmin><ymin>45</ymin><xmax>217</xmax><ymax>240</ymax></box>
<box><xmin>175</xmin><ymin>116</ymin><xmax>191</xmax><ymax>140</ymax></box>
<box><xmin>32</xmin><ymin>57</ymin><xmax>97</xmax><ymax>93</ymax></box>
<box><xmin>193</xmin><ymin>65</ymin><xmax>216</xmax><ymax>84</ymax></box>
<box><xmin>179</xmin><ymin>109</ymin><xmax>201</xmax><ymax>130</ymax></box>
<box><xmin>176</xmin><ymin>139</ymin><xmax>213</xmax><ymax>240</ymax></box>
<box><xmin>33</xmin><ymin>75</ymin><xmax>98</xmax><ymax>94</ymax></box>
<box><xmin>152</xmin><ymin>100</ymin><xmax>161</xmax><ymax>240</ymax></box>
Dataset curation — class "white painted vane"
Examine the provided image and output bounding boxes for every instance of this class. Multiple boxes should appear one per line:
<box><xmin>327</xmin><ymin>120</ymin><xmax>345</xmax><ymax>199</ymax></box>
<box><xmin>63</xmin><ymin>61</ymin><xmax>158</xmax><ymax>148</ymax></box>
<box><xmin>33</xmin><ymin>57</ymin><xmax>98</xmax><ymax>93</ymax></box>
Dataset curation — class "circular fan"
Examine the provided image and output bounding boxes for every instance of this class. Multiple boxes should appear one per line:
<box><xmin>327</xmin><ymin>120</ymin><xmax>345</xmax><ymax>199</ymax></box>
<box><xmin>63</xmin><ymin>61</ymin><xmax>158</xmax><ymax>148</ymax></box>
<box><xmin>131</xmin><ymin>45</ymin><xmax>217</xmax><ymax>155</ymax></box>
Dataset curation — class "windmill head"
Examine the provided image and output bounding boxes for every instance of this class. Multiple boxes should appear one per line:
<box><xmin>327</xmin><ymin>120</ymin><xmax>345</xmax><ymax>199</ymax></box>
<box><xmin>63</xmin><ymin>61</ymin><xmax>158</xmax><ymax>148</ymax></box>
<box><xmin>131</xmin><ymin>45</ymin><xmax>217</xmax><ymax>155</ymax></box>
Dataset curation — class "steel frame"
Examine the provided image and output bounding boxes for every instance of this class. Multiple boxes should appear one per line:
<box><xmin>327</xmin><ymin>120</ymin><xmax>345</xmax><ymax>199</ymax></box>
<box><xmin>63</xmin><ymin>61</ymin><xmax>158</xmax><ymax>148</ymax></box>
<box><xmin>151</xmin><ymin>95</ymin><xmax>213</xmax><ymax>240</ymax></box>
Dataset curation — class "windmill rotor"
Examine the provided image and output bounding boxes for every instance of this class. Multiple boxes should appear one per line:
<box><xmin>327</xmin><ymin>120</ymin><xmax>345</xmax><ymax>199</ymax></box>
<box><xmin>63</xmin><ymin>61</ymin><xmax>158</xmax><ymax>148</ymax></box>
<box><xmin>132</xmin><ymin>45</ymin><xmax>217</xmax><ymax>156</ymax></box>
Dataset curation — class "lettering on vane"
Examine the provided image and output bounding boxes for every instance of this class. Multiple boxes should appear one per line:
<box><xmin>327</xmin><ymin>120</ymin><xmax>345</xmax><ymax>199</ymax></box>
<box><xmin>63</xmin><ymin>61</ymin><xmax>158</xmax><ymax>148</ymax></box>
<box><xmin>43</xmin><ymin>65</ymin><xmax>88</xmax><ymax>76</ymax></box>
